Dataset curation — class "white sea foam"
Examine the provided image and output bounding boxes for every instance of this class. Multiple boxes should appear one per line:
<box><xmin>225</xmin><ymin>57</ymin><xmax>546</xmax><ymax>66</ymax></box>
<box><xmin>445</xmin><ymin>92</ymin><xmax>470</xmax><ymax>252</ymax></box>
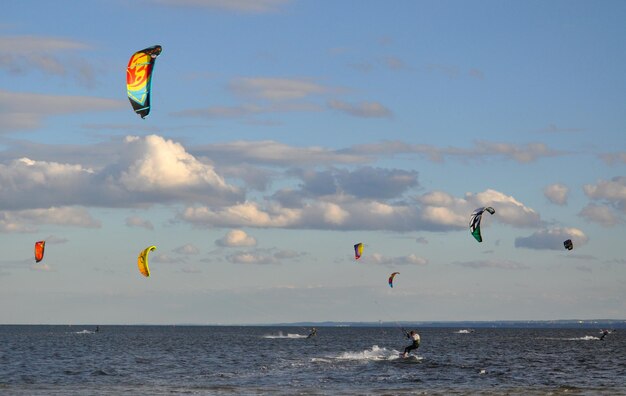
<box><xmin>567</xmin><ymin>335</ymin><xmax>600</xmax><ymax>341</ymax></box>
<box><xmin>334</xmin><ymin>345</ymin><xmax>422</xmax><ymax>362</ymax></box>
<box><xmin>262</xmin><ymin>331</ymin><xmax>307</xmax><ymax>339</ymax></box>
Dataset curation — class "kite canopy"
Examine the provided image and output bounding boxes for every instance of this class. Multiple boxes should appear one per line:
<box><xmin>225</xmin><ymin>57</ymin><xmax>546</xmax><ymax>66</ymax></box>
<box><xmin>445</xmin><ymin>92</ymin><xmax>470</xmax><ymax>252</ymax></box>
<box><xmin>563</xmin><ymin>239</ymin><xmax>573</xmax><ymax>250</ymax></box>
<box><xmin>354</xmin><ymin>243</ymin><xmax>363</xmax><ymax>260</ymax></box>
<box><xmin>469</xmin><ymin>206</ymin><xmax>495</xmax><ymax>243</ymax></box>
<box><xmin>388</xmin><ymin>272</ymin><xmax>400</xmax><ymax>288</ymax></box>
<box><xmin>34</xmin><ymin>241</ymin><xmax>45</xmax><ymax>263</ymax></box>
<box><xmin>137</xmin><ymin>245</ymin><xmax>157</xmax><ymax>277</ymax></box>
<box><xmin>127</xmin><ymin>45</ymin><xmax>162</xmax><ymax>118</ymax></box>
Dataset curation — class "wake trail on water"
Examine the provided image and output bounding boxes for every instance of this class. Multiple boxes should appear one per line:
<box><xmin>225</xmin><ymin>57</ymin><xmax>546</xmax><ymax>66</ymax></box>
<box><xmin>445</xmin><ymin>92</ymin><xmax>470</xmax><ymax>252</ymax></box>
<box><xmin>542</xmin><ymin>335</ymin><xmax>600</xmax><ymax>341</ymax></box>
<box><xmin>262</xmin><ymin>331</ymin><xmax>307</xmax><ymax>339</ymax></box>
<box><xmin>311</xmin><ymin>345</ymin><xmax>422</xmax><ymax>363</ymax></box>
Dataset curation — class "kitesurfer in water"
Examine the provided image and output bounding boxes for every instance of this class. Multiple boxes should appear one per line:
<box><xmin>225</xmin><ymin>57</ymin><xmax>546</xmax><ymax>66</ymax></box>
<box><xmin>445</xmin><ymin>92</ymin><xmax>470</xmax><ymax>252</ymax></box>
<box><xmin>600</xmin><ymin>329</ymin><xmax>615</xmax><ymax>341</ymax></box>
<box><xmin>307</xmin><ymin>328</ymin><xmax>317</xmax><ymax>339</ymax></box>
<box><xmin>402</xmin><ymin>330</ymin><xmax>420</xmax><ymax>358</ymax></box>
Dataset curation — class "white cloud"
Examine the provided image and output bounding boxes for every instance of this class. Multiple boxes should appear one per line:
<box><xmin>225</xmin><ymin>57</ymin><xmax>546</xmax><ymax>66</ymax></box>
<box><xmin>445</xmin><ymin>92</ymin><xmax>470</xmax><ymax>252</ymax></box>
<box><xmin>417</xmin><ymin>189</ymin><xmax>541</xmax><ymax>230</ymax></box>
<box><xmin>171</xmin><ymin>102</ymin><xmax>321</xmax><ymax>119</ymax></box>
<box><xmin>583</xmin><ymin>177</ymin><xmax>626</xmax><ymax>210</ymax></box>
<box><xmin>229</xmin><ymin>77</ymin><xmax>333</xmax><ymax>101</ymax></box>
<box><xmin>327</xmin><ymin>100</ymin><xmax>392</xmax><ymax>118</ymax></box>
<box><xmin>453</xmin><ymin>259</ymin><xmax>528</xmax><ymax>270</ymax></box>
<box><xmin>349</xmin><ymin>140</ymin><xmax>563</xmax><ymax>163</ymax></box>
<box><xmin>228</xmin><ymin>251</ymin><xmax>278</xmax><ymax>265</ymax></box>
<box><xmin>362</xmin><ymin>253</ymin><xmax>428</xmax><ymax>266</ymax></box>
<box><xmin>0</xmin><ymin>135</ymin><xmax>243</xmax><ymax>209</ymax></box>
<box><xmin>150</xmin><ymin>0</ymin><xmax>291</xmax><ymax>13</ymax></box>
<box><xmin>125</xmin><ymin>216</ymin><xmax>154</xmax><ymax>230</ymax></box>
<box><xmin>0</xmin><ymin>36</ymin><xmax>88</xmax><ymax>53</ymax></box>
<box><xmin>515</xmin><ymin>227</ymin><xmax>588</xmax><ymax>250</ymax></box>
<box><xmin>192</xmin><ymin>140</ymin><xmax>368</xmax><ymax>166</ymax></box>
<box><xmin>226</xmin><ymin>248</ymin><xmax>302</xmax><ymax>265</ymax></box>
<box><xmin>173</xmin><ymin>244</ymin><xmax>200</xmax><ymax>255</ymax></box>
<box><xmin>579</xmin><ymin>204</ymin><xmax>621</xmax><ymax>227</ymax></box>
<box><xmin>544</xmin><ymin>184</ymin><xmax>568</xmax><ymax>205</ymax></box>
<box><xmin>182</xmin><ymin>188</ymin><xmax>540</xmax><ymax>232</ymax></box>
<box><xmin>0</xmin><ymin>207</ymin><xmax>100</xmax><ymax>232</ymax></box>
<box><xmin>120</xmin><ymin>135</ymin><xmax>238</xmax><ymax>195</ymax></box>
<box><xmin>0</xmin><ymin>90</ymin><xmax>124</xmax><ymax>132</ymax></box>
<box><xmin>216</xmin><ymin>229</ymin><xmax>257</xmax><ymax>247</ymax></box>
<box><xmin>30</xmin><ymin>263</ymin><xmax>53</xmax><ymax>272</ymax></box>
<box><xmin>600</xmin><ymin>152</ymin><xmax>626</xmax><ymax>165</ymax></box>
<box><xmin>0</xmin><ymin>37</ymin><xmax>96</xmax><ymax>87</ymax></box>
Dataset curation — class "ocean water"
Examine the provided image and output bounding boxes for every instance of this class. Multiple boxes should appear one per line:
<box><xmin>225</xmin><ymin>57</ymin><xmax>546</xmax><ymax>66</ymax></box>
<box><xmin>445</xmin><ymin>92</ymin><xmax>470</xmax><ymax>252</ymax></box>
<box><xmin>0</xmin><ymin>325</ymin><xmax>625</xmax><ymax>395</ymax></box>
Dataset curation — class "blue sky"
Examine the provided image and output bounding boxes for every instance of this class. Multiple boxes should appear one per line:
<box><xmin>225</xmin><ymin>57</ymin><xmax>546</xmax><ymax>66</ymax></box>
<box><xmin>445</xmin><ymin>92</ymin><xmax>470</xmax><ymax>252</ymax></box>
<box><xmin>1</xmin><ymin>0</ymin><xmax>625</xmax><ymax>324</ymax></box>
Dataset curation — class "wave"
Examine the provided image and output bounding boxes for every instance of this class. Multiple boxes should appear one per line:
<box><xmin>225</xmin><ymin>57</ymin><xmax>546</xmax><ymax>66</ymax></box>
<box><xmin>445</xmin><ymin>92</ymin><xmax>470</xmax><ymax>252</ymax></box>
<box><xmin>74</xmin><ymin>330</ymin><xmax>95</xmax><ymax>334</ymax></box>
<box><xmin>456</xmin><ymin>329</ymin><xmax>475</xmax><ymax>334</ymax></box>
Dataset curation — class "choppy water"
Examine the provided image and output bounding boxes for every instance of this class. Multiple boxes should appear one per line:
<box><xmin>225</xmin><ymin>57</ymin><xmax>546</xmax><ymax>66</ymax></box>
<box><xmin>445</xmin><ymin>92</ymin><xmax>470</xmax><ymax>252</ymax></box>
<box><xmin>0</xmin><ymin>325</ymin><xmax>625</xmax><ymax>395</ymax></box>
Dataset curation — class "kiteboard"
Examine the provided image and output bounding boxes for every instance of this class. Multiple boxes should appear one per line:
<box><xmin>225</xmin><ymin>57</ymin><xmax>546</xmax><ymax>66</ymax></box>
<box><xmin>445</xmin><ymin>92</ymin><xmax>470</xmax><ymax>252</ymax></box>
<box><xmin>398</xmin><ymin>354</ymin><xmax>420</xmax><ymax>362</ymax></box>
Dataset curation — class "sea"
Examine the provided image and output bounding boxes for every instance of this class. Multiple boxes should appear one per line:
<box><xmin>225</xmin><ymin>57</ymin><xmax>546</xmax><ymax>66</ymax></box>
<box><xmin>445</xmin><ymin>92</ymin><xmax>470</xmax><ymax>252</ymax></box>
<box><xmin>1</xmin><ymin>325</ymin><xmax>625</xmax><ymax>395</ymax></box>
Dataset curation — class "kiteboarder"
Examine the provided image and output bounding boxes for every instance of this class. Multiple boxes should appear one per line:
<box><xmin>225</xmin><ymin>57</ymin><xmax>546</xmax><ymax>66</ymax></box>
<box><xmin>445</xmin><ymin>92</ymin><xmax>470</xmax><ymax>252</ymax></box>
<box><xmin>307</xmin><ymin>328</ymin><xmax>317</xmax><ymax>339</ymax></box>
<box><xmin>402</xmin><ymin>330</ymin><xmax>420</xmax><ymax>358</ymax></box>
<box><xmin>600</xmin><ymin>329</ymin><xmax>615</xmax><ymax>341</ymax></box>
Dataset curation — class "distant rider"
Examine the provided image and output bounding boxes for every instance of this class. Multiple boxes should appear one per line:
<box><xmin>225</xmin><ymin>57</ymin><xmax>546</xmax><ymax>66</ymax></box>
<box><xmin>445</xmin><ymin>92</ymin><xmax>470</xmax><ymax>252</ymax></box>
<box><xmin>600</xmin><ymin>329</ymin><xmax>609</xmax><ymax>340</ymax></box>
<box><xmin>600</xmin><ymin>329</ymin><xmax>615</xmax><ymax>341</ymax></box>
<box><xmin>402</xmin><ymin>330</ymin><xmax>420</xmax><ymax>358</ymax></box>
<box><xmin>307</xmin><ymin>328</ymin><xmax>317</xmax><ymax>339</ymax></box>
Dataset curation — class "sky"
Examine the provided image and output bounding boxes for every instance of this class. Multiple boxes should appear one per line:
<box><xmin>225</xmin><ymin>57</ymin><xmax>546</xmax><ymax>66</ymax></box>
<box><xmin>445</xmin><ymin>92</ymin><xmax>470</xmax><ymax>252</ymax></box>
<box><xmin>1</xmin><ymin>0</ymin><xmax>625</xmax><ymax>325</ymax></box>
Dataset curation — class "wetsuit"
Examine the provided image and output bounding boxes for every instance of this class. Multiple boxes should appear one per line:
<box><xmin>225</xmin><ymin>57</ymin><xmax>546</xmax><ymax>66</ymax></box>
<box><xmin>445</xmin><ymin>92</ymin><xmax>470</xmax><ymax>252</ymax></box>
<box><xmin>403</xmin><ymin>332</ymin><xmax>420</xmax><ymax>356</ymax></box>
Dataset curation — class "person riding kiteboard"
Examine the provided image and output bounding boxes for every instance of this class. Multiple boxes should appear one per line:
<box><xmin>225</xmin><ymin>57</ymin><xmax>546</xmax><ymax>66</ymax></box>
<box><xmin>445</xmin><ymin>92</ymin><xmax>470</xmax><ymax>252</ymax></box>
<box><xmin>402</xmin><ymin>330</ymin><xmax>420</xmax><ymax>358</ymax></box>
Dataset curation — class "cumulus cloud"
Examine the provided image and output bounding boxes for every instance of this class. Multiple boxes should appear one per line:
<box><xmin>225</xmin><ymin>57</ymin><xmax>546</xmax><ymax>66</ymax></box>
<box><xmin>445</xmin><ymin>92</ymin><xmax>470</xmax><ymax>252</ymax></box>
<box><xmin>119</xmin><ymin>135</ymin><xmax>239</xmax><ymax>198</ymax></box>
<box><xmin>581</xmin><ymin>177</ymin><xmax>626</xmax><ymax>226</ymax></box>
<box><xmin>327</xmin><ymin>100</ymin><xmax>392</xmax><ymax>118</ymax></box>
<box><xmin>544</xmin><ymin>183</ymin><xmax>569</xmax><ymax>205</ymax></box>
<box><xmin>181</xmin><ymin>188</ymin><xmax>539</xmax><ymax>232</ymax></box>
<box><xmin>579</xmin><ymin>204</ymin><xmax>621</xmax><ymax>227</ymax></box>
<box><xmin>216</xmin><ymin>229</ymin><xmax>257</xmax><ymax>247</ymax></box>
<box><xmin>125</xmin><ymin>216</ymin><xmax>154</xmax><ymax>230</ymax></box>
<box><xmin>583</xmin><ymin>177</ymin><xmax>626</xmax><ymax>211</ymax></box>
<box><xmin>295</xmin><ymin>167</ymin><xmax>419</xmax><ymax>200</ymax></box>
<box><xmin>417</xmin><ymin>189</ymin><xmax>541</xmax><ymax>231</ymax></box>
<box><xmin>225</xmin><ymin>248</ymin><xmax>300</xmax><ymax>265</ymax></box>
<box><xmin>515</xmin><ymin>227</ymin><xmax>588</xmax><ymax>250</ymax></box>
<box><xmin>0</xmin><ymin>135</ymin><xmax>243</xmax><ymax>210</ymax></box>
<box><xmin>173</xmin><ymin>244</ymin><xmax>200</xmax><ymax>255</ymax></box>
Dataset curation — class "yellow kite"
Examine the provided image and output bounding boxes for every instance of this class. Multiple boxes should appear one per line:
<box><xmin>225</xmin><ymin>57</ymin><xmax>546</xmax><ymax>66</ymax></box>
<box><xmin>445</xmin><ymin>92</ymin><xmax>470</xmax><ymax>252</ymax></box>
<box><xmin>137</xmin><ymin>245</ymin><xmax>156</xmax><ymax>277</ymax></box>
